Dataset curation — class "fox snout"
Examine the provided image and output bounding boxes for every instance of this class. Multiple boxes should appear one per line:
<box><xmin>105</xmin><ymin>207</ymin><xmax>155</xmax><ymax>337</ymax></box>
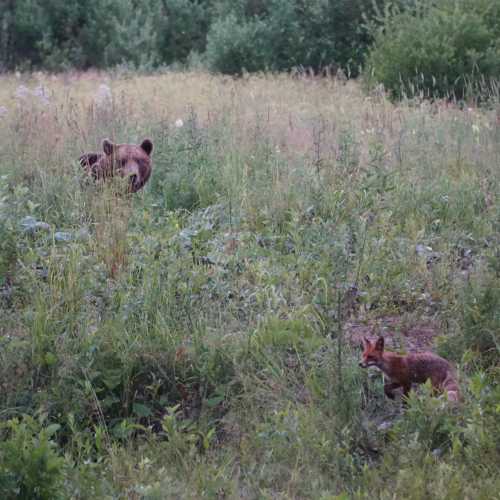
<box><xmin>359</xmin><ymin>360</ymin><xmax>378</xmax><ymax>368</ymax></box>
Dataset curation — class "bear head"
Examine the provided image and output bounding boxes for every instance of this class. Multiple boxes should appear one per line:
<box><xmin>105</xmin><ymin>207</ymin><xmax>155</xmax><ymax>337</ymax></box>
<box><xmin>79</xmin><ymin>138</ymin><xmax>153</xmax><ymax>193</ymax></box>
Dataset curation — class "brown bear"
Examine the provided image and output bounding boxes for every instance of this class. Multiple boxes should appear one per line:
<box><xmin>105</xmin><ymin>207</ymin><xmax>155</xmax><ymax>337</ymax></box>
<box><xmin>79</xmin><ymin>138</ymin><xmax>153</xmax><ymax>193</ymax></box>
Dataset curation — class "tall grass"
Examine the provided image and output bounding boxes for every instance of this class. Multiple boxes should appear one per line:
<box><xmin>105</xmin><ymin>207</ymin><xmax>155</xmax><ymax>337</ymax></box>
<box><xmin>0</xmin><ymin>70</ymin><xmax>499</xmax><ymax>498</ymax></box>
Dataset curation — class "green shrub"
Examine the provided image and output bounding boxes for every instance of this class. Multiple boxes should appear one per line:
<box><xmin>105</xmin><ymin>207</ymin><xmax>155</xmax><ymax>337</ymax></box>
<box><xmin>0</xmin><ymin>416</ymin><xmax>64</xmax><ymax>500</ymax></box>
<box><xmin>365</xmin><ymin>0</ymin><xmax>500</xmax><ymax>99</ymax></box>
<box><xmin>439</xmin><ymin>274</ymin><xmax>500</xmax><ymax>369</ymax></box>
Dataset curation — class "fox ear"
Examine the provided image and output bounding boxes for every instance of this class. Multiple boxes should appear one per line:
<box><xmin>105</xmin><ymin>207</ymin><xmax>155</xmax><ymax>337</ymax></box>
<box><xmin>375</xmin><ymin>336</ymin><xmax>384</xmax><ymax>351</ymax></box>
<box><xmin>362</xmin><ymin>337</ymin><xmax>371</xmax><ymax>348</ymax></box>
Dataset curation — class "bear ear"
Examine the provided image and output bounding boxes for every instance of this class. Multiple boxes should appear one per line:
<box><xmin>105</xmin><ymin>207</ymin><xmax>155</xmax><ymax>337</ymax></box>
<box><xmin>140</xmin><ymin>138</ymin><xmax>153</xmax><ymax>156</ymax></box>
<box><xmin>103</xmin><ymin>139</ymin><xmax>115</xmax><ymax>156</ymax></box>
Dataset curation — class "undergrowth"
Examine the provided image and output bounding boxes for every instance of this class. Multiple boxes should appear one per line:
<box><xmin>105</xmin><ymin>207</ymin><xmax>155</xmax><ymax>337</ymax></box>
<box><xmin>0</xmin><ymin>71</ymin><xmax>498</xmax><ymax>499</ymax></box>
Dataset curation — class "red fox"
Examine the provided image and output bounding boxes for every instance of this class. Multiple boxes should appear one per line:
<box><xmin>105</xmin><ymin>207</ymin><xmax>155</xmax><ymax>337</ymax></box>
<box><xmin>359</xmin><ymin>336</ymin><xmax>460</xmax><ymax>402</ymax></box>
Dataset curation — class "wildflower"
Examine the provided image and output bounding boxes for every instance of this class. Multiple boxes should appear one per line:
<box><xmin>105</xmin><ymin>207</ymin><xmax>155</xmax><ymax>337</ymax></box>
<box><xmin>0</xmin><ymin>106</ymin><xmax>7</xmax><ymax>117</ymax></box>
<box><xmin>175</xmin><ymin>119</ymin><xmax>184</xmax><ymax>128</ymax></box>
<box><xmin>15</xmin><ymin>85</ymin><xmax>31</xmax><ymax>100</ymax></box>
<box><xmin>95</xmin><ymin>84</ymin><xmax>113</xmax><ymax>107</ymax></box>
<box><xmin>32</xmin><ymin>85</ymin><xmax>50</xmax><ymax>106</ymax></box>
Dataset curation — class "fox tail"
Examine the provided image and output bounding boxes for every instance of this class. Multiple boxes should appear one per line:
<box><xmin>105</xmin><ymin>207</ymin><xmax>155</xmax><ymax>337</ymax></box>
<box><xmin>443</xmin><ymin>372</ymin><xmax>460</xmax><ymax>402</ymax></box>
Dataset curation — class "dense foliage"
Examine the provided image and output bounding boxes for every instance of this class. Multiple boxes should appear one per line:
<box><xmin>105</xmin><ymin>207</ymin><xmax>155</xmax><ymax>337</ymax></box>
<box><xmin>2</xmin><ymin>0</ymin><xmax>500</xmax><ymax>98</ymax></box>
<box><xmin>206</xmin><ymin>0</ymin><xmax>376</xmax><ymax>75</ymax></box>
<box><xmin>0</xmin><ymin>0</ymin><xmax>377</xmax><ymax>75</ymax></box>
<box><xmin>365</xmin><ymin>0</ymin><xmax>500</xmax><ymax>99</ymax></box>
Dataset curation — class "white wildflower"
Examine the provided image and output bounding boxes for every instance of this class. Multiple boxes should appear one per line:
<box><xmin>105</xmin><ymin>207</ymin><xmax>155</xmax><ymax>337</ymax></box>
<box><xmin>175</xmin><ymin>119</ymin><xmax>184</xmax><ymax>128</ymax></box>
<box><xmin>15</xmin><ymin>71</ymin><xmax>21</xmax><ymax>79</ymax></box>
<box><xmin>32</xmin><ymin>85</ymin><xmax>50</xmax><ymax>106</ymax></box>
<box><xmin>0</xmin><ymin>106</ymin><xmax>7</xmax><ymax>117</ymax></box>
<box><xmin>95</xmin><ymin>84</ymin><xmax>113</xmax><ymax>107</ymax></box>
<box><xmin>15</xmin><ymin>85</ymin><xmax>31</xmax><ymax>100</ymax></box>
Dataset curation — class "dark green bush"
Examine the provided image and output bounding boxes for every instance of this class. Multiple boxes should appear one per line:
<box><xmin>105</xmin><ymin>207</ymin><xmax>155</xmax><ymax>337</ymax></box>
<box><xmin>0</xmin><ymin>416</ymin><xmax>64</xmax><ymax>500</ymax></box>
<box><xmin>365</xmin><ymin>0</ymin><xmax>500</xmax><ymax>99</ymax></box>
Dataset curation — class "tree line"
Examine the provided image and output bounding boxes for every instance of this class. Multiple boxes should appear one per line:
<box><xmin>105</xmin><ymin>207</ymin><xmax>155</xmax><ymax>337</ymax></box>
<box><xmin>0</xmin><ymin>0</ymin><xmax>384</xmax><ymax>74</ymax></box>
<box><xmin>1</xmin><ymin>0</ymin><xmax>499</xmax><ymax>99</ymax></box>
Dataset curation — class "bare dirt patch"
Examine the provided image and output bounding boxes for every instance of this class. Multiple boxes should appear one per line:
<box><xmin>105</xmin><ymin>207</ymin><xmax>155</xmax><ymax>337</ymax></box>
<box><xmin>347</xmin><ymin>315</ymin><xmax>441</xmax><ymax>353</ymax></box>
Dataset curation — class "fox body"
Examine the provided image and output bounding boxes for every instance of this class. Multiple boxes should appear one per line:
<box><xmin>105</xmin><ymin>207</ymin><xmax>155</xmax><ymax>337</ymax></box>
<box><xmin>360</xmin><ymin>336</ymin><xmax>459</xmax><ymax>402</ymax></box>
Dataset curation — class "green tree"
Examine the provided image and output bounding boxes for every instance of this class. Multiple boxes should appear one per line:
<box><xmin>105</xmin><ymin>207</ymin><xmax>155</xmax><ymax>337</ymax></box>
<box><xmin>155</xmin><ymin>0</ymin><xmax>211</xmax><ymax>64</ymax></box>
<box><xmin>0</xmin><ymin>0</ymin><xmax>47</xmax><ymax>70</ymax></box>
<box><xmin>206</xmin><ymin>0</ymin><xmax>377</xmax><ymax>75</ymax></box>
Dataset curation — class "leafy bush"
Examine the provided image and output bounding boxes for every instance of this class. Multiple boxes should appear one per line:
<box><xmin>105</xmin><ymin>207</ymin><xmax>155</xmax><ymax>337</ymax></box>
<box><xmin>439</xmin><ymin>273</ymin><xmax>500</xmax><ymax>369</ymax></box>
<box><xmin>365</xmin><ymin>0</ymin><xmax>500</xmax><ymax>99</ymax></box>
<box><xmin>0</xmin><ymin>416</ymin><xmax>64</xmax><ymax>500</ymax></box>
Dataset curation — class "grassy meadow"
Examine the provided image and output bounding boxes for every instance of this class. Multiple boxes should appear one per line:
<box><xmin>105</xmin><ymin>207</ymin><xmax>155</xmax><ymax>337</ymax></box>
<box><xmin>0</xmin><ymin>70</ymin><xmax>499</xmax><ymax>499</ymax></box>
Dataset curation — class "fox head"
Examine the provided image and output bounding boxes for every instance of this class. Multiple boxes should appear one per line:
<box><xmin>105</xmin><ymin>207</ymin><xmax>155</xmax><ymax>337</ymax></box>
<box><xmin>359</xmin><ymin>336</ymin><xmax>385</xmax><ymax>368</ymax></box>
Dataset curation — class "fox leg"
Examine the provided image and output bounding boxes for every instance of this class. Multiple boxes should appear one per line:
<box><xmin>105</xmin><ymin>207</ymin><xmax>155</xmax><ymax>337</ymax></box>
<box><xmin>400</xmin><ymin>384</ymin><xmax>413</xmax><ymax>406</ymax></box>
<box><xmin>384</xmin><ymin>382</ymin><xmax>401</xmax><ymax>399</ymax></box>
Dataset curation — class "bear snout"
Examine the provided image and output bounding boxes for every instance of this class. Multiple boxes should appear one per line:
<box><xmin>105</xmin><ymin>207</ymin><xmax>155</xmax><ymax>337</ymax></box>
<box><xmin>79</xmin><ymin>139</ymin><xmax>153</xmax><ymax>193</ymax></box>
